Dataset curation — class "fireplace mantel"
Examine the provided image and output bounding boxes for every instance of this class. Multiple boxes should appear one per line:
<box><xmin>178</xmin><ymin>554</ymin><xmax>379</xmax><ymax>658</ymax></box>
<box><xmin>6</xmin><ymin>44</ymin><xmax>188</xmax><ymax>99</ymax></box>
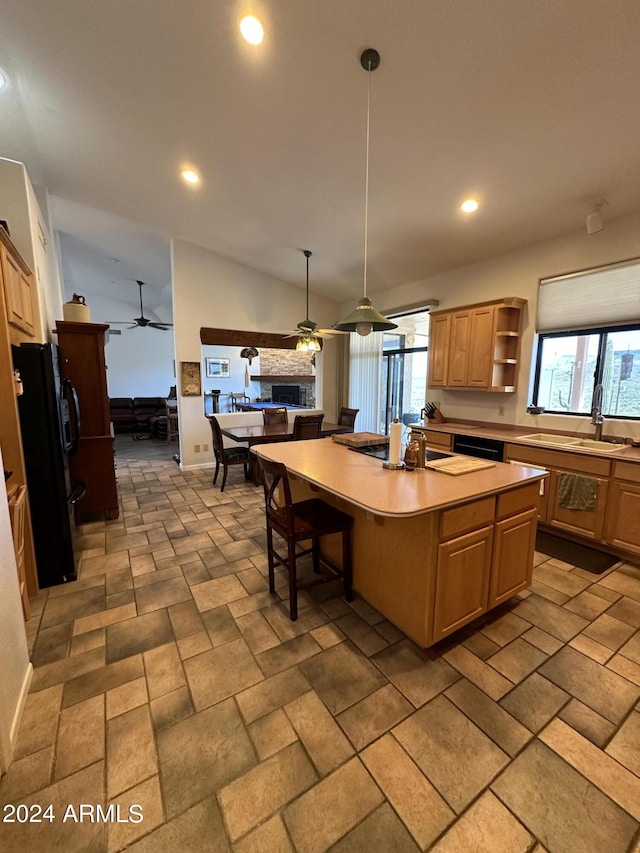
<box><xmin>250</xmin><ymin>375</ymin><xmax>315</xmax><ymax>381</ymax></box>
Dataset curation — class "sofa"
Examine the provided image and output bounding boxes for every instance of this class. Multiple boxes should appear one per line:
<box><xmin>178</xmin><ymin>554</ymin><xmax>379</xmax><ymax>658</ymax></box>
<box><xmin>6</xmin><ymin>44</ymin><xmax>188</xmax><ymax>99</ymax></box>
<box><xmin>109</xmin><ymin>397</ymin><xmax>167</xmax><ymax>434</ymax></box>
<box><xmin>109</xmin><ymin>398</ymin><xmax>136</xmax><ymax>432</ymax></box>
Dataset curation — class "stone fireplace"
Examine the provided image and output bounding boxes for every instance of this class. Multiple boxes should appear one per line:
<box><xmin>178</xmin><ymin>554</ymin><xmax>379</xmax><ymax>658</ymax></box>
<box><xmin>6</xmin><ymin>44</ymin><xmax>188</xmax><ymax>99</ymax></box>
<box><xmin>272</xmin><ymin>384</ymin><xmax>301</xmax><ymax>405</ymax></box>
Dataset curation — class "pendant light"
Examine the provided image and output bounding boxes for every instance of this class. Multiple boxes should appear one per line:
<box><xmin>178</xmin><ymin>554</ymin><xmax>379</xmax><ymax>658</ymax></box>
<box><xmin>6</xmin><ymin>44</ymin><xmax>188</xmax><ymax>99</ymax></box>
<box><xmin>296</xmin><ymin>250</ymin><xmax>322</xmax><ymax>352</ymax></box>
<box><xmin>333</xmin><ymin>48</ymin><xmax>397</xmax><ymax>337</ymax></box>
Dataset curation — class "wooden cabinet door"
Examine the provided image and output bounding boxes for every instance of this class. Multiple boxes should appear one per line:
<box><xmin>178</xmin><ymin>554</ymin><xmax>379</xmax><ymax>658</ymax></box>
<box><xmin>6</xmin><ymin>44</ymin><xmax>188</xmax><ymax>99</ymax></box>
<box><xmin>57</xmin><ymin>323</ymin><xmax>110</xmax><ymax>436</ymax></box>
<box><xmin>467</xmin><ymin>306</ymin><xmax>495</xmax><ymax>387</ymax></box>
<box><xmin>548</xmin><ymin>469</ymin><xmax>608</xmax><ymax>540</ymax></box>
<box><xmin>605</xmin><ymin>480</ymin><xmax>640</xmax><ymax>557</ymax></box>
<box><xmin>2</xmin><ymin>247</ymin><xmax>25</xmax><ymax>329</ymax></box>
<box><xmin>432</xmin><ymin>525</ymin><xmax>493</xmax><ymax>642</ymax></box>
<box><xmin>427</xmin><ymin>313</ymin><xmax>450</xmax><ymax>387</ymax></box>
<box><xmin>19</xmin><ymin>271</ymin><xmax>35</xmax><ymax>332</ymax></box>
<box><xmin>489</xmin><ymin>508</ymin><xmax>537</xmax><ymax>607</ymax></box>
<box><xmin>447</xmin><ymin>311</ymin><xmax>471</xmax><ymax>386</ymax></box>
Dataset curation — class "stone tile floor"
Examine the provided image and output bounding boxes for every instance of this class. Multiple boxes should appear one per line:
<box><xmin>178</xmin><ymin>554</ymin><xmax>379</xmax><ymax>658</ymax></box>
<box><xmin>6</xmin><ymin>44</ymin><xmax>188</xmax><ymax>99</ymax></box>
<box><xmin>2</xmin><ymin>441</ymin><xmax>640</xmax><ymax>852</ymax></box>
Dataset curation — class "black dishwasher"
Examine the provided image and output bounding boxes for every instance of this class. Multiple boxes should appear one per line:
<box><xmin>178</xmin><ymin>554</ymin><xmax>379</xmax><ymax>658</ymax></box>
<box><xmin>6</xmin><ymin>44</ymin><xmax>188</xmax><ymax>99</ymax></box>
<box><xmin>453</xmin><ymin>433</ymin><xmax>505</xmax><ymax>462</ymax></box>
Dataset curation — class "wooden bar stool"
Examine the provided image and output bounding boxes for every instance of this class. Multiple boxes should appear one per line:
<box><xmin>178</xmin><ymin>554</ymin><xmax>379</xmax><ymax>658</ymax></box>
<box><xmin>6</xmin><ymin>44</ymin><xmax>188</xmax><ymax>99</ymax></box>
<box><xmin>258</xmin><ymin>456</ymin><xmax>353</xmax><ymax>621</ymax></box>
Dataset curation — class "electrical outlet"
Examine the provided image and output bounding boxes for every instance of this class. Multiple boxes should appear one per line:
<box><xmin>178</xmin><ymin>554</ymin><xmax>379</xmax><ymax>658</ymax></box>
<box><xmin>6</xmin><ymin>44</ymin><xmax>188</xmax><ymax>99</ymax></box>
<box><xmin>498</xmin><ymin>406</ymin><xmax>505</xmax><ymax>417</ymax></box>
<box><xmin>194</xmin><ymin>444</ymin><xmax>200</xmax><ymax>452</ymax></box>
<box><xmin>203</xmin><ymin>443</ymin><xmax>209</xmax><ymax>452</ymax></box>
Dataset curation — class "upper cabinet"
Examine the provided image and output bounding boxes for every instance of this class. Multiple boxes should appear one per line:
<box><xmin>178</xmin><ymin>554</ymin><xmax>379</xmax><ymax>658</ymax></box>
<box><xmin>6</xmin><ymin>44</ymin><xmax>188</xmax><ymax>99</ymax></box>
<box><xmin>428</xmin><ymin>297</ymin><xmax>525</xmax><ymax>392</ymax></box>
<box><xmin>0</xmin><ymin>227</ymin><xmax>38</xmax><ymax>341</ymax></box>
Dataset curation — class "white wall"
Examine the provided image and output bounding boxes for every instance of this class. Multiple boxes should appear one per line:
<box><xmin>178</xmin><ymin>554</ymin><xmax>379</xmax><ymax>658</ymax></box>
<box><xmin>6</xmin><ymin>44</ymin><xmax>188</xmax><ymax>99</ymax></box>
<box><xmin>0</xmin><ymin>449</ymin><xmax>32</xmax><ymax>772</ymax></box>
<box><xmin>171</xmin><ymin>238</ymin><xmax>340</xmax><ymax>468</ymax></box>
<box><xmin>350</xmin><ymin>211</ymin><xmax>640</xmax><ymax>440</ymax></box>
<box><xmin>74</xmin><ymin>290</ymin><xmax>176</xmax><ymax>398</ymax></box>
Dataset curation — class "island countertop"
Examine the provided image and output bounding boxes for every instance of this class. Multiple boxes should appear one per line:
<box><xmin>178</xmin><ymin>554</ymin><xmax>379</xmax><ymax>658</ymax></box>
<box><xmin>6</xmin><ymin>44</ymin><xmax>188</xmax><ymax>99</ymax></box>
<box><xmin>255</xmin><ymin>438</ymin><xmax>547</xmax><ymax>518</ymax></box>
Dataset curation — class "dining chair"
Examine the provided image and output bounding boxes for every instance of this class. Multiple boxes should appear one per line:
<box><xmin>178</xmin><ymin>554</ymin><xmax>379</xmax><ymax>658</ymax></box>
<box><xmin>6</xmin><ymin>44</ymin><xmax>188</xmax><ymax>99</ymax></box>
<box><xmin>257</xmin><ymin>455</ymin><xmax>353</xmax><ymax>620</ymax></box>
<box><xmin>208</xmin><ymin>416</ymin><xmax>252</xmax><ymax>491</ymax></box>
<box><xmin>165</xmin><ymin>399</ymin><xmax>179</xmax><ymax>444</ymax></box>
<box><xmin>292</xmin><ymin>413</ymin><xmax>324</xmax><ymax>440</ymax></box>
<box><xmin>263</xmin><ymin>407</ymin><xmax>288</xmax><ymax>425</ymax></box>
<box><xmin>230</xmin><ymin>392</ymin><xmax>250</xmax><ymax>411</ymax></box>
<box><xmin>338</xmin><ymin>407</ymin><xmax>359</xmax><ymax>429</ymax></box>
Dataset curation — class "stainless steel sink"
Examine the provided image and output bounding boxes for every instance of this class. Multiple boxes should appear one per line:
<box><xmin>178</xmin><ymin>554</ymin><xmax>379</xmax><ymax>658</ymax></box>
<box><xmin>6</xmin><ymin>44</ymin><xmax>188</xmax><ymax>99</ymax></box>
<box><xmin>520</xmin><ymin>434</ymin><xmax>625</xmax><ymax>453</ymax></box>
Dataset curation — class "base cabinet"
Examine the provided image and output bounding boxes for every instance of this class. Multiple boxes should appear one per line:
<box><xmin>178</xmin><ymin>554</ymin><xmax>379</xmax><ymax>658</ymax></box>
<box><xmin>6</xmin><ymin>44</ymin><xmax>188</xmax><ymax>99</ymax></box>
<box><xmin>290</xmin><ymin>476</ymin><xmax>541</xmax><ymax>648</ymax></box>
<box><xmin>606</xmin><ymin>480</ymin><xmax>640</xmax><ymax>557</ymax></box>
<box><xmin>489</xmin><ymin>508</ymin><xmax>537</xmax><ymax>606</ymax></box>
<box><xmin>433</xmin><ymin>526</ymin><xmax>493</xmax><ymax>642</ymax></box>
<box><xmin>504</xmin><ymin>443</ymin><xmax>640</xmax><ymax>561</ymax></box>
<box><xmin>548</xmin><ymin>469</ymin><xmax>608</xmax><ymax>540</ymax></box>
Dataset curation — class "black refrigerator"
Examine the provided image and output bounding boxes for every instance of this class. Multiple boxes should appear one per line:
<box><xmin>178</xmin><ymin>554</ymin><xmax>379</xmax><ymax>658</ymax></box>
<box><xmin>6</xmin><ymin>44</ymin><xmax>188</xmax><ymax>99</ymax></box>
<box><xmin>12</xmin><ymin>342</ymin><xmax>85</xmax><ymax>587</ymax></box>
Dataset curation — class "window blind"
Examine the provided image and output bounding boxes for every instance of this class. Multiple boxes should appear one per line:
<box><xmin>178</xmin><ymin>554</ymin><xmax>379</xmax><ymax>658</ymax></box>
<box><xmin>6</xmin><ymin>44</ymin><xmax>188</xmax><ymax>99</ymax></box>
<box><xmin>348</xmin><ymin>331</ymin><xmax>383</xmax><ymax>433</ymax></box>
<box><xmin>537</xmin><ymin>259</ymin><xmax>640</xmax><ymax>332</ymax></box>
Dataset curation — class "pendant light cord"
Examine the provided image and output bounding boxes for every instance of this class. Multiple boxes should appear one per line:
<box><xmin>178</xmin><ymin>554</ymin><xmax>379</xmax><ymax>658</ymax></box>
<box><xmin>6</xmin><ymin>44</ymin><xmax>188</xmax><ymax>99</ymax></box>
<box><xmin>306</xmin><ymin>252</ymin><xmax>310</xmax><ymax>317</ymax></box>
<box><xmin>363</xmin><ymin>58</ymin><xmax>372</xmax><ymax>300</ymax></box>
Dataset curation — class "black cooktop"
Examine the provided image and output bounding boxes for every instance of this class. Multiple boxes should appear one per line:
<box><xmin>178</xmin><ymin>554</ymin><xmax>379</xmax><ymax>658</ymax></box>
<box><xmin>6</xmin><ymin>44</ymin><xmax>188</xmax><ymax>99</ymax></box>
<box><xmin>347</xmin><ymin>444</ymin><xmax>452</xmax><ymax>463</ymax></box>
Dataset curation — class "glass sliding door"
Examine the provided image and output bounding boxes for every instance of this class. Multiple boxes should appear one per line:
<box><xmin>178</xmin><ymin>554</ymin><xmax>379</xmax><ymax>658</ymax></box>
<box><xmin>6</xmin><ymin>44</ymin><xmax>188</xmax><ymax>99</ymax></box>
<box><xmin>380</xmin><ymin>347</ymin><xmax>428</xmax><ymax>433</ymax></box>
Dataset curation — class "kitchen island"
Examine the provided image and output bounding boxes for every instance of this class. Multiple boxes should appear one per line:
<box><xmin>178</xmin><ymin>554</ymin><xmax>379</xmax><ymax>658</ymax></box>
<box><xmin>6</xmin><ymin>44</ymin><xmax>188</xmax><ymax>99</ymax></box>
<box><xmin>256</xmin><ymin>438</ymin><xmax>547</xmax><ymax>647</ymax></box>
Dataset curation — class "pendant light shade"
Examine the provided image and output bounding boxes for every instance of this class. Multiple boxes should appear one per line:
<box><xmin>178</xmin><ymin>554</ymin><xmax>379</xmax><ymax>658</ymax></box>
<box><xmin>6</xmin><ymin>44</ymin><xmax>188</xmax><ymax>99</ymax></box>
<box><xmin>333</xmin><ymin>48</ymin><xmax>397</xmax><ymax>337</ymax></box>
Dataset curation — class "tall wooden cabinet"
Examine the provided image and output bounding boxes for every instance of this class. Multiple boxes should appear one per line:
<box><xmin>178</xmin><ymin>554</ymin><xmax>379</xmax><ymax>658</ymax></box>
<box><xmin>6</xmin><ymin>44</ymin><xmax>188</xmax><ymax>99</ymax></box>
<box><xmin>428</xmin><ymin>297</ymin><xmax>526</xmax><ymax>392</ymax></box>
<box><xmin>1</xmin><ymin>227</ymin><xmax>40</xmax><ymax>601</ymax></box>
<box><xmin>55</xmin><ymin>321</ymin><xmax>118</xmax><ymax>522</ymax></box>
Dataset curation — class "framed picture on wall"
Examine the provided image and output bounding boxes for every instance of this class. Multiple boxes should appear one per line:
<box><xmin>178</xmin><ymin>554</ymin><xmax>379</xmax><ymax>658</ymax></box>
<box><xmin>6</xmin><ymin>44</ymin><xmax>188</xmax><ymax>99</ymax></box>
<box><xmin>181</xmin><ymin>361</ymin><xmax>201</xmax><ymax>396</ymax></box>
<box><xmin>205</xmin><ymin>357</ymin><xmax>230</xmax><ymax>379</ymax></box>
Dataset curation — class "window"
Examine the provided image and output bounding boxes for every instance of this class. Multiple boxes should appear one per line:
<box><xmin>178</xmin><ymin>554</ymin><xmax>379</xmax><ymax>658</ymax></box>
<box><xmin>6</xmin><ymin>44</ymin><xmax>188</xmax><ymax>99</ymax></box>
<box><xmin>533</xmin><ymin>259</ymin><xmax>640</xmax><ymax>420</ymax></box>
<box><xmin>533</xmin><ymin>326</ymin><xmax>640</xmax><ymax>418</ymax></box>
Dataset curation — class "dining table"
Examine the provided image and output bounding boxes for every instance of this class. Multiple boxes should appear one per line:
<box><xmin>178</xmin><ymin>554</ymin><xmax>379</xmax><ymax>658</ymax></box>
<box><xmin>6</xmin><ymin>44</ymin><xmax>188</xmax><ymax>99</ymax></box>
<box><xmin>215</xmin><ymin>419</ymin><xmax>353</xmax><ymax>484</ymax></box>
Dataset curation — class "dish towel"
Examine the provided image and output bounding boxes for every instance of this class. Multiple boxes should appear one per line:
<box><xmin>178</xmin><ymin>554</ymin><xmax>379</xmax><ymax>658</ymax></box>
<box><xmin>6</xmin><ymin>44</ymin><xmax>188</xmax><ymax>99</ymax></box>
<box><xmin>557</xmin><ymin>472</ymin><xmax>598</xmax><ymax>511</ymax></box>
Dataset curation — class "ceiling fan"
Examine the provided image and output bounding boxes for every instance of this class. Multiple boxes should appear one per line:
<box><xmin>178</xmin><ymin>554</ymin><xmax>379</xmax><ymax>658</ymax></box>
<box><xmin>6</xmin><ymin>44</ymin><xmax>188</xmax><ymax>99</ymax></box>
<box><xmin>108</xmin><ymin>280</ymin><xmax>173</xmax><ymax>331</ymax></box>
<box><xmin>285</xmin><ymin>250</ymin><xmax>346</xmax><ymax>350</ymax></box>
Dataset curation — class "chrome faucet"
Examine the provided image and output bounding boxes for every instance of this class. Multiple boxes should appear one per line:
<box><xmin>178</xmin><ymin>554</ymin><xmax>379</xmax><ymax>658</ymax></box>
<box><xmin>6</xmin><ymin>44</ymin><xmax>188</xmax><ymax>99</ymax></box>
<box><xmin>591</xmin><ymin>383</ymin><xmax>604</xmax><ymax>441</ymax></box>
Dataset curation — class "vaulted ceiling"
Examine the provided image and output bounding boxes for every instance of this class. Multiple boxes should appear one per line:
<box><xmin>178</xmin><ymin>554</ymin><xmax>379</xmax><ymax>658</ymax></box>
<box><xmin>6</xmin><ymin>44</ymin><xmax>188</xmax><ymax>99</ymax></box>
<box><xmin>2</xmin><ymin>0</ymin><xmax>639</xmax><ymax>308</ymax></box>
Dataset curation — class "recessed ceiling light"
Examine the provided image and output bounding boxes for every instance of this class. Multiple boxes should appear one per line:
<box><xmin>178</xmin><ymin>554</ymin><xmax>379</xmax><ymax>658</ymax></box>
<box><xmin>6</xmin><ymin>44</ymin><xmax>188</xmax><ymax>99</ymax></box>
<box><xmin>180</xmin><ymin>168</ymin><xmax>201</xmax><ymax>186</ymax></box>
<box><xmin>460</xmin><ymin>199</ymin><xmax>479</xmax><ymax>213</ymax></box>
<box><xmin>240</xmin><ymin>15</ymin><xmax>264</xmax><ymax>45</ymax></box>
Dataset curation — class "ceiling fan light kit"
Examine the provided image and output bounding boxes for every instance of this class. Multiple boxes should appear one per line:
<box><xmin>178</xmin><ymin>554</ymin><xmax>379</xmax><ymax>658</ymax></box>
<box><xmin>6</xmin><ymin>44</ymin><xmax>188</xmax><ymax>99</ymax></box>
<box><xmin>289</xmin><ymin>249</ymin><xmax>324</xmax><ymax>351</ymax></box>
<box><xmin>333</xmin><ymin>48</ymin><xmax>397</xmax><ymax>338</ymax></box>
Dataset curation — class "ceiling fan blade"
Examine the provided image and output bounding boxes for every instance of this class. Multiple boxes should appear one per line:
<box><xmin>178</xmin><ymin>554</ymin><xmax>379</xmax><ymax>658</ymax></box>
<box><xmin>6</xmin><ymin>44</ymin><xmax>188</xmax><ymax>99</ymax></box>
<box><xmin>105</xmin><ymin>320</ymin><xmax>131</xmax><ymax>324</ymax></box>
<box><xmin>148</xmin><ymin>323</ymin><xmax>172</xmax><ymax>330</ymax></box>
<box><xmin>318</xmin><ymin>328</ymin><xmax>349</xmax><ymax>336</ymax></box>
